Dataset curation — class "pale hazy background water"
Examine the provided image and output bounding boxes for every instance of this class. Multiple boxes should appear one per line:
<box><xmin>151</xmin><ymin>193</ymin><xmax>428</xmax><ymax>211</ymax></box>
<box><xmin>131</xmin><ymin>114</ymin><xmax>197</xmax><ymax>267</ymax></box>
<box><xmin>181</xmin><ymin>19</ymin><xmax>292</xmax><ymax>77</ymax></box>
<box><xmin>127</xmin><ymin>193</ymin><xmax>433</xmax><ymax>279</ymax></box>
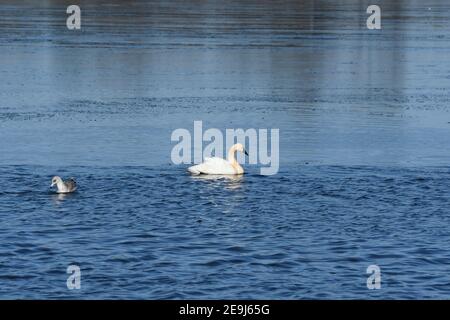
<box><xmin>0</xmin><ymin>0</ymin><xmax>450</xmax><ymax>299</ymax></box>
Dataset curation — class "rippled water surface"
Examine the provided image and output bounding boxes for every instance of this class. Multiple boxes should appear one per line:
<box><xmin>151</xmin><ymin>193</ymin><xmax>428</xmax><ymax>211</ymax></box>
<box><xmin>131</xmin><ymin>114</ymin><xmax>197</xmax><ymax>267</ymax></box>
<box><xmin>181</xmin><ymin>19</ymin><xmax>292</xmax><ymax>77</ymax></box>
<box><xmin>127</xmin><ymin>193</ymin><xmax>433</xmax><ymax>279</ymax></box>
<box><xmin>1</xmin><ymin>165</ymin><xmax>450</xmax><ymax>299</ymax></box>
<box><xmin>1</xmin><ymin>0</ymin><xmax>450</xmax><ymax>299</ymax></box>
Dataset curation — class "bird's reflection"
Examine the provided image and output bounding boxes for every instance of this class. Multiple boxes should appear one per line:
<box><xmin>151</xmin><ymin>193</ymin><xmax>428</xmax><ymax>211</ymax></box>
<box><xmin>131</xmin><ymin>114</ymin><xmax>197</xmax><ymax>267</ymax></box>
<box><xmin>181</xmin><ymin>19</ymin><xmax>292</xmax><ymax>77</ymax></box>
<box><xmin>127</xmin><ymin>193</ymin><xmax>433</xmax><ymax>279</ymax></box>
<box><xmin>51</xmin><ymin>192</ymin><xmax>75</xmax><ymax>205</ymax></box>
<box><xmin>190</xmin><ymin>174</ymin><xmax>244</xmax><ymax>190</ymax></box>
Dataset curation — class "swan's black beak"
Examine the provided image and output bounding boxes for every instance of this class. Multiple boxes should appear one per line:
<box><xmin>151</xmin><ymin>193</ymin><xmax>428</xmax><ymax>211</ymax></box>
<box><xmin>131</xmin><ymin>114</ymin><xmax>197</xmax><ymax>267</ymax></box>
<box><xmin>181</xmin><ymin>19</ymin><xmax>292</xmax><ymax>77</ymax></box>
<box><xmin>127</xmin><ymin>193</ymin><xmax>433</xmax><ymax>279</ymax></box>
<box><xmin>244</xmin><ymin>149</ymin><xmax>249</xmax><ymax>156</ymax></box>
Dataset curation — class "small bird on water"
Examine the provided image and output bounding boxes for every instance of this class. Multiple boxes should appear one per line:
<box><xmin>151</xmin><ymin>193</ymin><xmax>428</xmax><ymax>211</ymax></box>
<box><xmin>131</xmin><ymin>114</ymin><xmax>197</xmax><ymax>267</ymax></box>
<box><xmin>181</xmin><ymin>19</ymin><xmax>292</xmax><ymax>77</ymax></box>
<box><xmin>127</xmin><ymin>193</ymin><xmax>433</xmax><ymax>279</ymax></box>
<box><xmin>50</xmin><ymin>176</ymin><xmax>77</xmax><ymax>194</ymax></box>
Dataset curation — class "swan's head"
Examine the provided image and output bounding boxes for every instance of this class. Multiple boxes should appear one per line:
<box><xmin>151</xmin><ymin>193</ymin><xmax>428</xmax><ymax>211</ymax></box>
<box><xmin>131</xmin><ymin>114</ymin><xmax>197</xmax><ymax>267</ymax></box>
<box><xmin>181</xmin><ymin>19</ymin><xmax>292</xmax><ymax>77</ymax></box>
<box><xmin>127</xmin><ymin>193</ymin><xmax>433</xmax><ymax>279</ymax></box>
<box><xmin>235</xmin><ymin>143</ymin><xmax>249</xmax><ymax>156</ymax></box>
<box><xmin>51</xmin><ymin>176</ymin><xmax>62</xmax><ymax>187</ymax></box>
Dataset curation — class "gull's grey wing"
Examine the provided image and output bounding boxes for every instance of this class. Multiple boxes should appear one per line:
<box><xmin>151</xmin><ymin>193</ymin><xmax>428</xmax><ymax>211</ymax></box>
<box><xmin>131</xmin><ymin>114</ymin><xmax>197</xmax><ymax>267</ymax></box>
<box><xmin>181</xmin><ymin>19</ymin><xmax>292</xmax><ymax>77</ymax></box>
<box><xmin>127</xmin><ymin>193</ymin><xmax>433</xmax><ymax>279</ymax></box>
<box><xmin>64</xmin><ymin>178</ymin><xmax>77</xmax><ymax>192</ymax></box>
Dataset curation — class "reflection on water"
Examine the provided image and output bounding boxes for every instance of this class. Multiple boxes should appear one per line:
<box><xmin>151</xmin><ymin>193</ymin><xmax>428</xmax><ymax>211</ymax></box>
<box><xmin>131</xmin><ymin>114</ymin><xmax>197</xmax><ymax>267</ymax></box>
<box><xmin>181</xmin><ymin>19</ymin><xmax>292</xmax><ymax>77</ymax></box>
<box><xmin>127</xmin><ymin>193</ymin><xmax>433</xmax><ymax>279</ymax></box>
<box><xmin>190</xmin><ymin>174</ymin><xmax>244</xmax><ymax>189</ymax></box>
<box><xmin>190</xmin><ymin>174</ymin><xmax>245</xmax><ymax>206</ymax></box>
<box><xmin>0</xmin><ymin>0</ymin><xmax>449</xmax><ymax>166</ymax></box>
<box><xmin>51</xmin><ymin>192</ymin><xmax>75</xmax><ymax>205</ymax></box>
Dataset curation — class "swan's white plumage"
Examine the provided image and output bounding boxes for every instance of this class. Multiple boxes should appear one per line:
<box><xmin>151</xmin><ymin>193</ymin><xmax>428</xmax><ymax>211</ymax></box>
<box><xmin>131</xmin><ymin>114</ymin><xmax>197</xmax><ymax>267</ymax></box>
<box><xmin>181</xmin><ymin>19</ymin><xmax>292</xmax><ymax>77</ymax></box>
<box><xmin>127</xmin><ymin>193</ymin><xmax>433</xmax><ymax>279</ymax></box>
<box><xmin>188</xmin><ymin>157</ymin><xmax>237</xmax><ymax>175</ymax></box>
<box><xmin>187</xmin><ymin>143</ymin><xmax>246</xmax><ymax>175</ymax></box>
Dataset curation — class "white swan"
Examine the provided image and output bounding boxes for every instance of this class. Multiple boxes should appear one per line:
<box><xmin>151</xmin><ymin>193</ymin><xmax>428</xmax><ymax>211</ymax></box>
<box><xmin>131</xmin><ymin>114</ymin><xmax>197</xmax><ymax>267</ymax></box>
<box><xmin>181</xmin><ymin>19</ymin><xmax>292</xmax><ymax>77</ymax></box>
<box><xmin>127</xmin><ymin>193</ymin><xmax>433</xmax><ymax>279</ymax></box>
<box><xmin>188</xmin><ymin>143</ymin><xmax>248</xmax><ymax>175</ymax></box>
<box><xmin>51</xmin><ymin>176</ymin><xmax>77</xmax><ymax>194</ymax></box>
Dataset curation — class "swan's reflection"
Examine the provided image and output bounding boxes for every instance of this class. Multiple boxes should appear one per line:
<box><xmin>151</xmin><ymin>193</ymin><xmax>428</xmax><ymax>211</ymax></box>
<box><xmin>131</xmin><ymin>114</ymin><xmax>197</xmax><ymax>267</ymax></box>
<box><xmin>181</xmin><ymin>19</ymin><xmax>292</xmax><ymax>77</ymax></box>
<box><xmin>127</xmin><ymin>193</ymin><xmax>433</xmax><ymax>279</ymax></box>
<box><xmin>190</xmin><ymin>174</ymin><xmax>244</xmax><ymax>190</ymax></box>
<box><xmin>190</xmin><ymin>174</ymin><xmax>243</xmax><ymax>182</ymax></box>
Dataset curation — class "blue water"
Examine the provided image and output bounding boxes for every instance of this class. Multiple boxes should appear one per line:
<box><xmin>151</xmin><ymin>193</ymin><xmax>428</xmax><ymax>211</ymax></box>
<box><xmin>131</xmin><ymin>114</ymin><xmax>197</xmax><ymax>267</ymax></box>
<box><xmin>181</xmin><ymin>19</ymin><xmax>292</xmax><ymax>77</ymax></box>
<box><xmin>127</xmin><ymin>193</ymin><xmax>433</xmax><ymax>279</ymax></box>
<box><xmin>1</xmin><ymin>165</ymin><xmax>449</xmax><ymax>299</ymax></box>
<box><xmin>1</xmin><ymin>0</ymin><xmax>450</xmax><ymax>299</ymax></box>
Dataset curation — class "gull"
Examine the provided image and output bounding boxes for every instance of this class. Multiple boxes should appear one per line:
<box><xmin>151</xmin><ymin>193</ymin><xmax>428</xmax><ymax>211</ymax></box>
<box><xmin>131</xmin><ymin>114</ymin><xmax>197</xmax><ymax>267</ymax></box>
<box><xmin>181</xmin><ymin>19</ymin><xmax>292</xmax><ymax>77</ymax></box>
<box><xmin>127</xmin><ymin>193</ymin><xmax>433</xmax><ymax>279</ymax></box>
<box><xmin>50</xmin><ymin>176</ymin><xmax>78</xmax><ymax>194</ymax></box>
<box><xmin>188</xmin><ymin>143</ymin><xmax>248</xmax><ymax>175</ymax></box>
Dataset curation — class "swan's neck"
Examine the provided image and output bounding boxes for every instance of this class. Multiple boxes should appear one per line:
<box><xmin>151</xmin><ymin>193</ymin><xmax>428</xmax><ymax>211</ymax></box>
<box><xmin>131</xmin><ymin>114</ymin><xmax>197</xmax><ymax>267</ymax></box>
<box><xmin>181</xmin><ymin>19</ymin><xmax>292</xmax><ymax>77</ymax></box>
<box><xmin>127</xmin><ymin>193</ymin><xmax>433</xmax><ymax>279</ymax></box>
<box><xmin>227</xmin><ymin>145</ymin><xmax>238</xmax><ymax>165</ymax></box>
<box><xmin>227</xmin><ymin>145</ymin><xmax>243</xmax><ymax>174</ymax></box>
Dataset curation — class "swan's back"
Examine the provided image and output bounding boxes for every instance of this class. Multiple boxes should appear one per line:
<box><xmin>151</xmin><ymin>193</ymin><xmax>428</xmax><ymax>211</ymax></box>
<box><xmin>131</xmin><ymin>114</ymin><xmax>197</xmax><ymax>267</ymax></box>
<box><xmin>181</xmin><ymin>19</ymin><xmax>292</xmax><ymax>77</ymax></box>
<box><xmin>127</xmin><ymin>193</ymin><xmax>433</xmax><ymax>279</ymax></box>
<box><xmin>188</xmin><ymin>157</ymin><xmax>237</xmax><ymax>175</ymax></box>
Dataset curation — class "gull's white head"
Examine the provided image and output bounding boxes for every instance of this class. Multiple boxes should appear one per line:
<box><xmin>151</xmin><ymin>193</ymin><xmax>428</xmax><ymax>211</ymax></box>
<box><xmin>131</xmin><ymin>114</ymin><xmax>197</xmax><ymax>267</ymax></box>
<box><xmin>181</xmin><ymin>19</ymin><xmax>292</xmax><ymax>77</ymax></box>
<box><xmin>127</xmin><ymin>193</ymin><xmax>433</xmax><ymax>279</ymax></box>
<box><xmin>51</xmin><ymin>176</ymin><xmax>62</xmax><ymax>188</ymax></box>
